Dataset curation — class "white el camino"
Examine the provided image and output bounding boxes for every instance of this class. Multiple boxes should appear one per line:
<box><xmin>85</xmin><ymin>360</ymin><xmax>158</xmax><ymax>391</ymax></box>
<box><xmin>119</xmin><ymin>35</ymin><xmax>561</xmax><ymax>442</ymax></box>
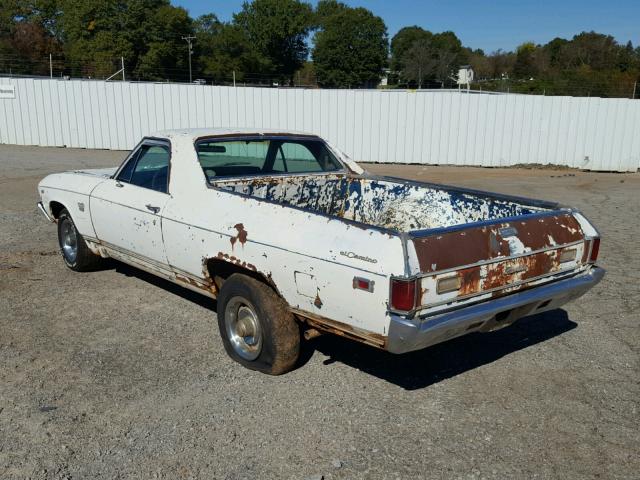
<box><xmin>38</xmin><ymin>128</ymin><xmax>604</xmax><ymax>374</ymax></box>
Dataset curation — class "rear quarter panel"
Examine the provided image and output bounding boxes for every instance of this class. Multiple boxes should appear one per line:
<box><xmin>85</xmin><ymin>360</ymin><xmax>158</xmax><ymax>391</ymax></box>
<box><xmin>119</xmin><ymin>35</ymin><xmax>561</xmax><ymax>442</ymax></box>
<box><xmin>162</xmin><ymin>135</ymin><xmax>406</xmax><ymax>336</ymax></box>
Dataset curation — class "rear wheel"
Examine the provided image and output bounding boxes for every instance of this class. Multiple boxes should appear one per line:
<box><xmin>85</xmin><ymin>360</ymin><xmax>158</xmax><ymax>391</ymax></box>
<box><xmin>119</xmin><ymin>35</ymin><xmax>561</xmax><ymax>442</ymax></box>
<box><xmin>217</xmin><ymin>274</ymin><xmax>300</xmax><ymax>375</ymax></box>
<box><xmin>57</xmin><ymin>209</ymin><xmax>103</xmax><ymax>271</ymax></box>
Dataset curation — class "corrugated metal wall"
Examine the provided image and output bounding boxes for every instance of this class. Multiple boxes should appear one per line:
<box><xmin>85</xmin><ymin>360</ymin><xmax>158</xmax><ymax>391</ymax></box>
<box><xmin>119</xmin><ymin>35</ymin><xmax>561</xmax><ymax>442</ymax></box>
<box><xmin>1</xmin><ymin>77</ymin><xmax>639</xmax><ymax>171</ymax></box>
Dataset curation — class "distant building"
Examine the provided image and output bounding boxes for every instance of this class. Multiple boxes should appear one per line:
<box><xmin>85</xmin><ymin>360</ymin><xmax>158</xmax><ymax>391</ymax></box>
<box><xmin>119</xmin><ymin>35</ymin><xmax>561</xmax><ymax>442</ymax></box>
<box><xmin>379</xmin><ymin>68</ymin><xmax>391</xmax><ymax>87</ymax></box>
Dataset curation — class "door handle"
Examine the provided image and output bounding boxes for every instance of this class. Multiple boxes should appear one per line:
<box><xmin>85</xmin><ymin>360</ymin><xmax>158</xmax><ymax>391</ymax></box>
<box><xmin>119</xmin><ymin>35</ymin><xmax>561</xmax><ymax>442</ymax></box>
<box><xmin>115</xmin><ymin>181</ymin><xmax>124</xmax><ymax>188</ymax></box>
<box><xmin>146</xmin><ymin>204</ymin><xmax>160</xmax><ymax>214</ymax></box>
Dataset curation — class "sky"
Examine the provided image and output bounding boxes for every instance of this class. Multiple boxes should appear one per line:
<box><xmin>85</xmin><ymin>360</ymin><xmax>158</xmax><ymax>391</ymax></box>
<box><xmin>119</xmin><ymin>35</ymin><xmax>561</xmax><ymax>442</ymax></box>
<box><xmin>171</xmin><ymin>0</ymin><xmax>640</xmax><ymax>53</ymax></box>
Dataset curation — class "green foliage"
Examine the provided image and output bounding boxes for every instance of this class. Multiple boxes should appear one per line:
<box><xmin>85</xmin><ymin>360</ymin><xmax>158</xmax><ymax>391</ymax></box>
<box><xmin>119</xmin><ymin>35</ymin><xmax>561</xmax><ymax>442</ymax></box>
<box><xmin>390</xmin><ymin>26</ymin><xmax>432</xmax><ymax>73</ymax></box>
<box><xmin>474</xmin><ymin>32</ymin><xmax>640</xmax><ymax>97</ymax></box>
<box><xmin>57</xmin><ymin>0</ymin><xmax>193</xmax><ymax>79</ymax></box>
<box><xmin>513</xmin><ymin>41</ymin><xmax>538</xmax><ymax>78</ymax></box>
<box><xmin>194</xmin><ymin>15</ymin><xmax>268</xmax><ymax>83</ymax></box>
<box><xmin>391</xmin><ymin>27</ymin><xmax>466</xmax><ymax>87</ymax></box>
<box><xmin>0</xmin><ymin>0</ymin><xmax>62</xmax><ymax>75</ymax></box>
<box><xmin>312</xmin><ymin>4</ymin><xmax>388</xmax><ymax>88</ymax></box>
<box><xmin>234</xmin><ymin>0</ymin><xmax>314</xmax><ymax>84</ymax></box>
<box><xmin>0</xmin><ymin>1</ymin><xmax>637</xmax><ymax>97</ymax></box>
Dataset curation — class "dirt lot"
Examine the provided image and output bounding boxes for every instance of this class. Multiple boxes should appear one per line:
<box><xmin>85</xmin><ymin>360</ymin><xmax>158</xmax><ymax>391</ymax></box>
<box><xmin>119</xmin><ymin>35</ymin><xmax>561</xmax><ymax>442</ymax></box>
<box><xmin>1</xmin><ymin>145</ymin><xmax>638</xmax><ymax>480</ymax></box>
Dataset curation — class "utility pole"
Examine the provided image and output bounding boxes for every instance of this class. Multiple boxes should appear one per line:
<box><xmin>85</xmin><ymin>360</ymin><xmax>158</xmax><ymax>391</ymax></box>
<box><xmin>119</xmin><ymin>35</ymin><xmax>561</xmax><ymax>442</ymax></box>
<box><xmin>633</xmin><ymin>81</ymin><xmax>637</xmax><ymax>100</ymax></box>
<box><xmin>49</xmin><ymin>54</ymin><xmax>53</xmax><ymax>78</ymax></box>
<box><xmin>121</xmin><ymin>56</ymin><xmax>125</xmax><ymax>81</ymax></box>
<box><xmin>233</xmin><ymin>70</ymin><xmax>236</xmax><ymax>87</ymax></box>
<box><xmin>182</xmin><ymin>35</ymin><xmax>195</xmax><ymax>83</ymax></box>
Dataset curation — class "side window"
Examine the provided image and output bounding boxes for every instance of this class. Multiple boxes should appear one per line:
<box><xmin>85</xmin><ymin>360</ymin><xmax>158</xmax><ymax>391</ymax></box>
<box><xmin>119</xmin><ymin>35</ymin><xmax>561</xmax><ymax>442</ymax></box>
<box><xmin>196</xmin><ymin>140</ymin><xmax>269</xmax><ymax>179</ymax></box>
<box><xmin>278</xmin><ymin>142</ymin><xmax>338</xmax><ymax>173</ymax></box>
<box><xmin>119</xmin><ymin>144</ymin><xmax>170</xmax><ymax>193</ymax></box>
<box><xmin>117</xmin><ymin>151</ymin><xmax>138</xmax><ymax>183</ymax></box>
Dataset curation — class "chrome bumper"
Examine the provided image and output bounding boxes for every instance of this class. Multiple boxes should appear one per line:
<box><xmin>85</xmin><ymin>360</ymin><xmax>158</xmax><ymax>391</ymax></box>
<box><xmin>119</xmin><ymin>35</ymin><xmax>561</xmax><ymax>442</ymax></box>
<box><xmin>386</xmin><ymin>267</ymin><xmax>605</xmax><ymax>354</ymax></box>
<box><xmin>37</xmin><ymin>201</ymin><xmax>54</xmax><ymax>222</ymax></box>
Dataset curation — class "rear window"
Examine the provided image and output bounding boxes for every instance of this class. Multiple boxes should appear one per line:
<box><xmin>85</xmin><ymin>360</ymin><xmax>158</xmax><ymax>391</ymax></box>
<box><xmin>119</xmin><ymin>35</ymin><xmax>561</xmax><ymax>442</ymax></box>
<box><xmin>195</xmin><ymin>137</ymin><xmax>343</xmax><ymax>181</ymax></box>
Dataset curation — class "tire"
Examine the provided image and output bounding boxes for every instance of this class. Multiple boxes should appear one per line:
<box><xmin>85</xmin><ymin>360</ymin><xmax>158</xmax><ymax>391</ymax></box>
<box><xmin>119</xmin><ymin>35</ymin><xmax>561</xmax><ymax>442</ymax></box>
<box><xmin>217</xmin><ymin>274</ymin><xmax>300</xmax><ymax>375</ymax></box>
<box><xmin>57</xmin><ymin>208</ymin><xmax>104</xmax><ymax>272</ymax></box>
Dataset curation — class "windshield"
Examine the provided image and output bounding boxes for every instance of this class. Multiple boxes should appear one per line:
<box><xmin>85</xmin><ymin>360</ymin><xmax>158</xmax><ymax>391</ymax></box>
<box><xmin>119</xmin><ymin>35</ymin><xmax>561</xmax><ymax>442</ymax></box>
<box><xmin>195</xmin><ymin>137</ymin><xmax>343</xmax><ymax>181</ymax></box>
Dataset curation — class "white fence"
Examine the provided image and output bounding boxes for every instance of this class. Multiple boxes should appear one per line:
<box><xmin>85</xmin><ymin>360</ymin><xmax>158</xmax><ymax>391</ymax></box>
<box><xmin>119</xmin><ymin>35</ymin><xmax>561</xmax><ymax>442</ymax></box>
<box><xmin>1</xmin><ymin>77</ymin><xmax>639</xmax><ymax>172</ymax></box>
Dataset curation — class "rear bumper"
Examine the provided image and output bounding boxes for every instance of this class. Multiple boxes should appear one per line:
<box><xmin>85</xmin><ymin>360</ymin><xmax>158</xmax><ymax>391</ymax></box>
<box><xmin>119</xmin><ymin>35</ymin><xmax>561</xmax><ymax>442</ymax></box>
<box><xmin>37</xmin><ymin>201</ymin><xmax>54</xmax><ymax>222</ymax></box>
<box><xmin>386</xmin><ymin>267</ymin><xmax>605</xmax><ymax>354</ymax></box>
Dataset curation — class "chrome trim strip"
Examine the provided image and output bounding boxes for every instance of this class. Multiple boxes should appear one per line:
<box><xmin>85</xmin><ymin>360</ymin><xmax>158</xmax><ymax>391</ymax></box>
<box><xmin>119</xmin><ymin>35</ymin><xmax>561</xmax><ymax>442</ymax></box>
<box><xmin>98</xmin><ymin>240</ymin><xmax>173</xmax><ymax>275</ymax></box>
<box><xmin>416</xmin><ymin>265</ymin><xmax>586</xmax><ymax>311</ymax></box>
<box><xmin>386</xmin><ymin>267</ymin><xmax>605</xmax><ymax>354</ymax></box>
<box><xmin>416</xmin><ymin>239</ymin><xmax>585</xmax><ymax>278</ymax></box>
<box><xmin>387</xmin><ymin>242</ymin><xmax>586</xmax><ymax>316</ymax></box>
<box><xmin>37</xmin><ymin>202</ymin><xmax>54</xmax><ymax>222</ymax></box>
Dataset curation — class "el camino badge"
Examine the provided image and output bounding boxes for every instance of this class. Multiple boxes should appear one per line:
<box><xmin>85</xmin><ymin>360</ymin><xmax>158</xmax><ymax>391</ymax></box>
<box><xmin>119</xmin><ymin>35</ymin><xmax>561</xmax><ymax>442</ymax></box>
<box><xmin>340</xmin><ymin>251</ymin><xmax>378</xmax><ymax>264</ymax></box>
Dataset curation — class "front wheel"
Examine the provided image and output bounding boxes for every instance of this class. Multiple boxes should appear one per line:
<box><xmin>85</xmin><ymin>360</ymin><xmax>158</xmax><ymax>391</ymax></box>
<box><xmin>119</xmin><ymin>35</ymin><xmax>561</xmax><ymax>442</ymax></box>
<box><xmin>57</xmin><ymin>208</ymin><xmax>104</xmax><ymax>271</ymax></box>
<box><xmin>217</xmin><ymin>274</ymin><xmax>300</xmax><ymax>375</ymax></box>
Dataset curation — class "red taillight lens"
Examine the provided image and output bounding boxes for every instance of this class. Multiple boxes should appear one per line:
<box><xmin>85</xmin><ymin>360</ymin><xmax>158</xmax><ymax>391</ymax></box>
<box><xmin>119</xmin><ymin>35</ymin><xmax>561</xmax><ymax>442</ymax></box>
<box><xmin>390</xmin><ymin>279</ymin><xmax>417</xmax><ymax>312</ymax></box>
<box><xmin>589</xmin><ymin>238</ymin><xmax>600</xmax><ymax>262</ymax></box>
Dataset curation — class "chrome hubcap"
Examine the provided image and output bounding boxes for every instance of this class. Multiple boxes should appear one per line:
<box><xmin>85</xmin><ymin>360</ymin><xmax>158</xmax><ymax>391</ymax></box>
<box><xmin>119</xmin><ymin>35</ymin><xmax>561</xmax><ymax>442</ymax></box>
<box><xmin>224</xmin><ymin>297</ymin><xmax>262</xmax><ymax>361</ymax></box>
<box><xmin>60</xmin><ymin>218</ymin><xmax>78</xmax><ymax>263</ymax></box>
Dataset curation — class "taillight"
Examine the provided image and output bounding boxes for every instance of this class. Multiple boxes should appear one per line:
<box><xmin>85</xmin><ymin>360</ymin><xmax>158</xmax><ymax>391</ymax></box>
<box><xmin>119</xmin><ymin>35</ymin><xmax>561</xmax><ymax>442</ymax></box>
<box><xmin>589</xmin><ymin>238</ymin><xmax>600</xmax><ymax>263</ymax></box>
<box><xmin>390</xmin><ymin>278</ymin><xmax>417</xmax><ymax>312</ymax></box>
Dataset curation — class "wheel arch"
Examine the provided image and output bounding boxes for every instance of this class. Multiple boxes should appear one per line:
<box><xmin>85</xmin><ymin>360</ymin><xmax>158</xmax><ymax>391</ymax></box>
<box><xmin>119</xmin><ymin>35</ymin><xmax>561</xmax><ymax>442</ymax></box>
<box><xmin>204</xmin><ymin>257</ymin><xmax>282</xmax><ymax>298</ymax></box>
<box><xmin>49</xmin><ymin>200</ymin><xmax>66</xmax><ymax>220</ymax></box>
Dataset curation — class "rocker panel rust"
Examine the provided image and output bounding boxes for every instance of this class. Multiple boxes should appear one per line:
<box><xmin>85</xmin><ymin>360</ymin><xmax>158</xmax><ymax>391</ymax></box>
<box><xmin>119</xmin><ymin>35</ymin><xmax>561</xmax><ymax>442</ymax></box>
<box><xmin>292</xmin><ymin>308</ymin><xmax>387</xmax><ymax>350</ymax></box>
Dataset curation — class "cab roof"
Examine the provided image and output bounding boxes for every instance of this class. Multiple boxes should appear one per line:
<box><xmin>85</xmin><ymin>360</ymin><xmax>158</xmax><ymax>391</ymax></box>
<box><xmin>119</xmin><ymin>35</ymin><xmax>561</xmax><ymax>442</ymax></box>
<box><xmin>151</xmin><ymin>128</ymin><xmax>319</xmax><ymax>141</ymax></box>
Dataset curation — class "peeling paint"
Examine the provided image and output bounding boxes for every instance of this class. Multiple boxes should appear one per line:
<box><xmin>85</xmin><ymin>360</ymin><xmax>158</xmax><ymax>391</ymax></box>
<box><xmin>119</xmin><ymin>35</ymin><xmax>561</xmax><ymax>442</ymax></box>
<box><xmin>215</xmin><ymin>175</ymin><xmax>543</xmax><ymax>232</ymax></box>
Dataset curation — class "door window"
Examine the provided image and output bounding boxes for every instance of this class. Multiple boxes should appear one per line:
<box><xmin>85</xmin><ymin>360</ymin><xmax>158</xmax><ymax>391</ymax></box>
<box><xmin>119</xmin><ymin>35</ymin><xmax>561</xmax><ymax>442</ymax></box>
<box><xmin>118</xmin><ymin>144</ymin><xmax>170</xmax><ymax>193</ymax></box>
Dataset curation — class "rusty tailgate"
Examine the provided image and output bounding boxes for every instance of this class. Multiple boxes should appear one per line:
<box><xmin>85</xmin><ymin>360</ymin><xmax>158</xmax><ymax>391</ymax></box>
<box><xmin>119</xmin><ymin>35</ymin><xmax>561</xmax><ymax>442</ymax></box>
<box><xmin>411</xmin><ymin>211</ymin><xmax>594</xmax><ymax>305</ymax></box>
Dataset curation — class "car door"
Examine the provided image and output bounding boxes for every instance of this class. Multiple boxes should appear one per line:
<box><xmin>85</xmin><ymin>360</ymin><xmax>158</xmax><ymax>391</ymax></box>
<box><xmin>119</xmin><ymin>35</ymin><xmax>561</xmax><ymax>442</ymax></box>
<box><xmin>89</xmin><ymin>139</ymin><xmax>172</xmax><ymax>274</ymax></box>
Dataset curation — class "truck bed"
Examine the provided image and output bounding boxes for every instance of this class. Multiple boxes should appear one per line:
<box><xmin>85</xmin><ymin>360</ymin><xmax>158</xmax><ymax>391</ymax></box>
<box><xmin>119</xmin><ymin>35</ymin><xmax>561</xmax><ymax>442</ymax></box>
<box><xmin>214</xmin><ymin>174</ymin><xmax>551</xmax><ymax>232</ymax></box>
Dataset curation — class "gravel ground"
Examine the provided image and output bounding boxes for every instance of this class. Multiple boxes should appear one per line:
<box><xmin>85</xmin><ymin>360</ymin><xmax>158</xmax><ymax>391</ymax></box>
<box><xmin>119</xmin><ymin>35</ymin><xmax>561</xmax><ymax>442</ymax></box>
<box><xmin>0</xmin><ymin>145</ymin><xmax>638</xmax><ymax>480</ymax></box>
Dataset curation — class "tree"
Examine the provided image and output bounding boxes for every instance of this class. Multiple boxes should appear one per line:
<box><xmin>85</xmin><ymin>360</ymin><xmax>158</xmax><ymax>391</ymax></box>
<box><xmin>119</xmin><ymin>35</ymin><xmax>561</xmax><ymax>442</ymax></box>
<box><xmin>485</xmin><ymin>49</ymin><xmax>516</xmax><ymax>78</ymax></box>
<box><xmin>194</xmin><ymin>14</ymin><xmax>267</xmax><ymax>84</ymax></box>
<box><xmin>513</xmin><ymin>42</ymin><xmax>538</xmax><ymax>78</ymax></box>
<box><xmin>58</xmin><ymin>0</ymin><xmax>192</xmax><ymax>80</ymax></box>
<box><xmin>430</xmin><ymin>31</ymin><xmax>466</xmax><ymax>85</ymax></box>
<box><xmin>312</xmin><ymin>4</ymin><xmax>388</xmax><ymax>88</ymax></box>
<box><xmin>0</xmin><ymin>0</ymin><xmax>62</xmax><ymax>75</ymax></box>
<box><xmin>315</xmin><ymin>0</ymin><xmax>346</xmax><ymax>22</ymax></box>
<box><xmin>391</xmin><ymin>28</ymin><xmax>465</xmax><ymax>87</ymax></box>
<box><xmin>467</xmin><ymin>48</ymin><xmax>491</xmax><ymax>80</ymax></box>
<box><xmin>401</xmin><ymin>39</ymin><xmax>437</xmax><ymax>88</ymax></box>
<box><xmin>234</xmin><ymin>0</ymin><xmax>314</xmax><ymax>85</ymax></box>
<box><xmin>135</xmin><ymin>4</ymin><xmax>194</xmax><ymax>81</ymax></box>
<box><xmin>559</xmin><ymin>32</ymin><xmax>618</xmax><ymax>70</ymax></box>
<box><xmin>390</xmin><ymin>26</ymin><xmax>432</xmax><ymax>75</ymax></box>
